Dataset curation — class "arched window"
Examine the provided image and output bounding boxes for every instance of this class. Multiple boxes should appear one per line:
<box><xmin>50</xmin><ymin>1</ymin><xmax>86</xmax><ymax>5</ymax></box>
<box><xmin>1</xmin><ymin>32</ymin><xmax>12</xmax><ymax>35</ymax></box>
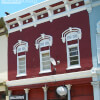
<box><xmin>62</xmin><ymin>27</ymin><xmax>82</xmax><ymax>70</ymax></box>
<box><xmin>35</xmin><ymin>34</ymin><xmax>53</xmax><ymax>74</ymax></box>
<box><xmin>13</xmin><ymin>40</ymin><xmax>28</xmax><ymax>77</ymax></box>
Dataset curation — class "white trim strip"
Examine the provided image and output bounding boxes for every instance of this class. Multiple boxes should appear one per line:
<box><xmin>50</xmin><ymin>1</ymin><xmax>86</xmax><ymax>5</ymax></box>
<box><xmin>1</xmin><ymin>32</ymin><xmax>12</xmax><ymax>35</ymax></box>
<box><xmin>6</xmin><ymin>70</ymin><xmax>92</xmax><ymax>87</ymax></box>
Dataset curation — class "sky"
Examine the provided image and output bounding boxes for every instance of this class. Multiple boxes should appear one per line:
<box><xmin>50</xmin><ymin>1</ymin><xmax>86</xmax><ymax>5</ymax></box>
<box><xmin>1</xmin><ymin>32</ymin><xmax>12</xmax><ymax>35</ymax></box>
<box><xmin>0</xmin><ymin>0</ymin><xmax>46</xmax><ymax>17</ymax></box>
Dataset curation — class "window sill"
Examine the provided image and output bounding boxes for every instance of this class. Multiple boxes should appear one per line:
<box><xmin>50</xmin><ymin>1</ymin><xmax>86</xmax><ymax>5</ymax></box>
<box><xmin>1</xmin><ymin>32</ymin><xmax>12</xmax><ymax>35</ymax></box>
<box><xmin>66</xmin><ymin>66</ymin><xmax>81</xmax><ymax>70</ymax></box>
<box><xmin>39</xmin><ymin>70</ymin><xmax>51</xmax><ymax>74</ymax></box>
<box><xmin>16</xmin><ymin>74</ymin><xmax>27</xmax><ymax>77</ymax></box>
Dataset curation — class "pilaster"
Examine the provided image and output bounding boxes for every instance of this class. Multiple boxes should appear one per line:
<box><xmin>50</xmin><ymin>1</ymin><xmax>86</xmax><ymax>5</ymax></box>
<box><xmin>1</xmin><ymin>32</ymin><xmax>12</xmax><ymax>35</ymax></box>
<box><xmin>65</xmin><ymin>84</ymin><xmax>71</xmax><ymax>100</ymax></box>
<box><xmin>24</xmin><ymin>88</ymin><xmax>30</xmax><ymax>100</ymax></box>
<box><xmin>91</xmin><ymin>81</ymin><xmax>100</xmax><ymax>100</ymax></box>
<box><xmin>42</xmin><ymin>85</ymin><xmax>48</xmax><ymax>100</ymax></box>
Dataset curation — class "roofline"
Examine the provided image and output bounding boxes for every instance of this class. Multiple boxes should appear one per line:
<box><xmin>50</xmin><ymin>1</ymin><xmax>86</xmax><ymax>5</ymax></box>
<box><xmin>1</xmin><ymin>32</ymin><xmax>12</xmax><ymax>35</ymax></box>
<box><xmin>4</xmin><ymin>0</ymin><xmax>81</xmax><ymax>21</ymax></box>
<box><xmin>3</xmin><ymin>0</ymin><xmax>100</xmax><ymax>34</ymax></box>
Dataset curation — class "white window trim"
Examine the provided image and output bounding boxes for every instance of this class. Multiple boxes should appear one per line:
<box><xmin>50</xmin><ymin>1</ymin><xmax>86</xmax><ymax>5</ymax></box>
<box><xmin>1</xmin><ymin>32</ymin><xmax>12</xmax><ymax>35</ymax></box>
<box><xmin>16</xmin><ymin>73</ymin><xmax>27</xmax><ymax>77</ymax></box>
<box><xmin>16</xmin><ymin>55</ymin><xmax>27</xmax><ymax>77</ymax></box>
<box><xmin>97</xmin><ymin>21</ymin><xmax>100</xmax><ymax>34</ymax></box>
<box><xmin>97</xmin><ymin>54</ymin><xmax>100</xmax><ymax>64</ymax></box>
<box><xmin>66</xmin><ymin>42</ymin><xmax>81</xmax><ymax>70</ymax></box>
<box><xmin>61</xmin><ymin>27</ymin><xmax>82</xmax><ymax>70</ymax></box>
<box><xmin>13</xmin><ymin>40</ymin><xmax>28</xmax><ymax>54</ymax></box>
<box><xmin>17</xmin><ymin>45</ymin><xmax>27</xmax><ymax>54</ymax></box>
<box><xmin>96</xmin><ymin>34</ymin><xmax>100</xmax><ymax>64</ymax></box>
<box><xmin>39</xmin><ymin>70</ymin><xmax>52</xmax><ymax>74</ymax></box>
<box><xmin>39</xmin><ymin>50</ymin><xmax>51</xmax><ymax>74</ymax></box>
<box><xmin>35</xmin><ymin>33</ymin><xmax>53</xmax><ymax>50</ymax></box>
<box><xmin>35</xmin><ymin>34</ymin><xmax>53</xmax><ymax>74</ymax></box>
<box><xmin>13</xmin><ymin>40</ymin><xmax>28</xmax><ymax>77</ymax></box>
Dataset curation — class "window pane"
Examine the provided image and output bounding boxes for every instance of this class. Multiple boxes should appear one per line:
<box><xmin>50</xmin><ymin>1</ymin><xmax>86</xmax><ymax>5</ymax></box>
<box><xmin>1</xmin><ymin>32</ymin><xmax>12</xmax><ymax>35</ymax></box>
<box><xmin>19</xmin><ymin>61</ymin><xmax>25</xmax><ymax>65</ymax></box>
<box><xmin>43</xmin><ymin>65</ymin><xmax>51</xmax><ymax>70</ymax></box>
<box><xmin>42</xmin><ymin>60</ymin><xmax>50</xmax><ymax>66</ymax></box>
<box><xmin>17</xmin><ymin>45</ymin><xmax>26</xmax><ymax>53</ymax></box>
<box><xmin>19</xmin><ymin>69</ymin><xmax>25</xmax><ymax>74</ymax></box>
<box><xmin>19</xmin><ymin>57</ymin><xmax>25</xmax><ymax>65</ymax></box>
<box><xmin>19</xmin><ymin>65</ymin><xmax>25</xmax><ymax>69</ymax></box>
<box><xmin>45</xmin><ymin>41</ymin><xmax>49</xmax><ymax>46</ymax></box>
<box><xmin>18</xmin><ymin>48</ymin><xmax>21</xmax><ymax>52</ymax></box>
<box><xmin>68</xmin><ymin>46</ymin><xmax>79</xmax><ymax>66</ymax></box>
<box><xmin>42</xmin><ymin>56</ymin><xmax>50</xmax><ymax>61</ymax></box>
<box><xmin>70</xmin><ymin>56</ymin><xmax>78</xmax><ymax>61</ymax></box>
<box><xmin>70</xmin><ymin>61</ymin><xmax>79</xmax><ymax>65</ymax></box>
<box><xmin>40</xmin><ymin>42</ymin><xmax>44</xmax><ymax>47</ymax></box>
<box><xmin>18</xmin><ymin>56</ymin><xmax>26</xmax><ymax>74</ymax></box>
<box><xmin>41</xmin><ymin>51</ymin><xmax>51</xmax><ymax>71</ymax></box>
<box><xmin>42</xmin><ymin>52</ymin><xmax>49</xmax><ymax>57</ymax></box>
<box><xmin>19</xmin><ymin>57</ymin><xmax>25</xmax><ymax>61</ymax></box>
<box><xmin>70</xmin><ymin>51</ymin><xmax>78</xmax><ymax>56</ymax></box>
<box><xmin>22</xmin><ymin>47</ymin><xmax>26</xmax><ymax>51</ymax></box>
<box><xmin>69</xmin><ymin>47</ymin><xmax>77</xmax><ymax>52</ymax></box>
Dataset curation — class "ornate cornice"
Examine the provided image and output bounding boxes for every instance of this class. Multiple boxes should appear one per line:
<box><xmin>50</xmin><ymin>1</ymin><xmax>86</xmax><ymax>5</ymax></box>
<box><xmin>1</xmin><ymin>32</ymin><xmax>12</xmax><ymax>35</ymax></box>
<box><xmin>3</xmin><ymin>0</ymin><xmax>100</xmax><ymax>34</ymax></box>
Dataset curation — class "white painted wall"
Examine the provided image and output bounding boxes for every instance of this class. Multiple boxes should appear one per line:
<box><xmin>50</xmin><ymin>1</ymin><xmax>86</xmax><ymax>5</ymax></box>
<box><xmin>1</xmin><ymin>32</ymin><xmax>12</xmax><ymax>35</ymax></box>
<box><xmin>0</xmin><ymin>35</ymin><xmax>8</xmax><ymax>82</ymax></box>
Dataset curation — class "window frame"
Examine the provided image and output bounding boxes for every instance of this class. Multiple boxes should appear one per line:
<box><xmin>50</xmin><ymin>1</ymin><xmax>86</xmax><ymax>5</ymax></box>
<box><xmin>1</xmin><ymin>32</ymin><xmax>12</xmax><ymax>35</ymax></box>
<box><xmin>16</xmin><ymin>55</ymin><xmax>27</xmax><ymax>77</ymax></box>
<box><xmin>39</xmin><ymin>50</ymin><xmax>51</xmax><ymax>74</ymax></box>
<box><xmin>96</xmin><ymin>34</ymin><xmax>100</xmax><ymax>64</ymax></box>
<box><xmin>66</xmin><ymin>43</ymin><xmax>81</xmax><ymax>70</ymax></box>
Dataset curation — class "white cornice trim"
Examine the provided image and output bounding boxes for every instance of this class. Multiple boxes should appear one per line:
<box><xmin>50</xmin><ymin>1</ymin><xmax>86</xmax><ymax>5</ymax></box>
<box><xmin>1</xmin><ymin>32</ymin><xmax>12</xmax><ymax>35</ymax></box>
<box><xmin>3</xmin><ymin>0</ymin><xmax>100</xmax><ymax>34</ymax></box>
<box><xmin>6</xmin><ymin>70</ymin><xmax>92</xmax><ymax>87</ymax></box>
<box><xmin>7</xmin><ymin>5</ymin><xmax>87</xmax><ymax>34</ymax></box>
<box><xmin>4</xmin><ymin>0</ymin><xmax>100</xmax><ymax>22</ymax></box>
<box><xmin>4</xmin><ymin>0</ymin><xmax>82</xmax><ymax>21</ymax></box>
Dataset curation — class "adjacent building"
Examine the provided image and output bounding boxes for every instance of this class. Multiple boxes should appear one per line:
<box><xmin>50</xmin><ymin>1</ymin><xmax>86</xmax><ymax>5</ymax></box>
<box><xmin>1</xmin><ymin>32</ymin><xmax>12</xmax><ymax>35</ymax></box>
<box><xmin>88</xmin><ymin>0</ymin><xmax>100</xmax><ymax>100</ymax></box>
<box><xmin>0</xmin><ymin>18</ymin><xmax>8</xmax><ymax>100</ymax></box>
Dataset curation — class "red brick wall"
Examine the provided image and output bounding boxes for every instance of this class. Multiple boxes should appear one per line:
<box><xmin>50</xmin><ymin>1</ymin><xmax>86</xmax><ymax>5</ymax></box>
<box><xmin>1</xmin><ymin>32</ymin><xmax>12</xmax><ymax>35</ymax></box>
<box><xmin>8</xmin><ymin>10</ymin><xmax>92</xmax><ymax>80</ymax></box>
<box><xmin>29</xmin><ymin>88</ymin><xmax>44</xmax><ymax>100</ymax></box>
<box><xmin>71</xmin><ymin>84</ymin><xmax>93</xmax><ymax>100</ymax></box>
<box><xmin>12</xmin><ymin>90</ymin><xmax>25</xmax><ymax>95</ymax></box>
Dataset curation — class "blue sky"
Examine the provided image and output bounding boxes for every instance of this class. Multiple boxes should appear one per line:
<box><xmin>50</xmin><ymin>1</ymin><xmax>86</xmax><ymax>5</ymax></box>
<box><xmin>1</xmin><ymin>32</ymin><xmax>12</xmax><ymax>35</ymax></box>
<box><xmin>0</xmin><ymin>0</ymin><xmax>46</xmax><ymax>17</ymax></box>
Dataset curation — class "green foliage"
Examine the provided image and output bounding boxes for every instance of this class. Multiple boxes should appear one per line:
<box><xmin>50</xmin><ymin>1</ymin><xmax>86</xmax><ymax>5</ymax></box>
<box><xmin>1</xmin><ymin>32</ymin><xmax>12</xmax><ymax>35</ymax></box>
<box><xmin>0</xmin><ymin>17</ymin><xmax>8</xmax><ymax>36</ymax></box>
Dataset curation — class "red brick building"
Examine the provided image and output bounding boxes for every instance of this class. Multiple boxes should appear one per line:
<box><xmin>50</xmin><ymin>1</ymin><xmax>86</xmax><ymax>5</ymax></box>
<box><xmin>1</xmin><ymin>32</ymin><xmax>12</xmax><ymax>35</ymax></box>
<box><xmin>4</xmin><ymin>0</ymin><xmax>94</xmax><ymax>100</ymax></box>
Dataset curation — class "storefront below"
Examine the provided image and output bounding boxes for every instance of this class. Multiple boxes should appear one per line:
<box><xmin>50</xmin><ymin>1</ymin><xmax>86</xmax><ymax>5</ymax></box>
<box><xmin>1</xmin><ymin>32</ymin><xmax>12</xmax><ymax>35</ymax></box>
<box><xmin>0</xmin><ymin>84</ymin><xmax>7</xmax><ymax>100</ymax></box>
<box><xmin>8</xmin><ymin>78</ymin><xmax>94</xmax><ymax>100</ymax></box>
